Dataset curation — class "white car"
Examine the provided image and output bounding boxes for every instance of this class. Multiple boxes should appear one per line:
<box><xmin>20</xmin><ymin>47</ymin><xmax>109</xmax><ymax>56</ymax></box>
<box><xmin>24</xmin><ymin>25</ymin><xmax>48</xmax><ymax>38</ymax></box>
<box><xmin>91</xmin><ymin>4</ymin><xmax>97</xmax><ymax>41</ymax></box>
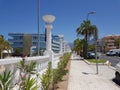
<box><xmin>115</xmin><ymin>62</ymin><xmax>120</xmax><ymax>82</ymax></box>
<box><xmin>106</xmin><ymin>51</ymin><xmax>116</xmax><ymax>56</ymax></box>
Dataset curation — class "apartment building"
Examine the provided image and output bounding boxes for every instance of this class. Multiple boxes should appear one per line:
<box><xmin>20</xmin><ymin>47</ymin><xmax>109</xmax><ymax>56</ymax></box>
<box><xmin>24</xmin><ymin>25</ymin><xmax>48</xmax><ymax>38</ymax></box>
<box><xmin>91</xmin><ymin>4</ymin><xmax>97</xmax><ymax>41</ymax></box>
<box><xmin>98</xmin><ymin>35</ymin><xmax>120</xmax><ymax>52</ymax></box>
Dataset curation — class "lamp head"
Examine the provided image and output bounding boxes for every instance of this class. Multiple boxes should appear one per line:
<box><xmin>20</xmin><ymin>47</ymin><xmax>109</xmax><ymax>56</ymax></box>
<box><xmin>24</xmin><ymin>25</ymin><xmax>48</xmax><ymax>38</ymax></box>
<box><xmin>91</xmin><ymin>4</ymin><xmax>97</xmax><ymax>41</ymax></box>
<box><xmin>43</xmin><ymin>15</ymin><xmax>56</xmax><ymax>24</ymax></box>
<box><xmin>88</xmin><ymin>11</ymin><xmax>96</xmax><ymax>14</ymax></box>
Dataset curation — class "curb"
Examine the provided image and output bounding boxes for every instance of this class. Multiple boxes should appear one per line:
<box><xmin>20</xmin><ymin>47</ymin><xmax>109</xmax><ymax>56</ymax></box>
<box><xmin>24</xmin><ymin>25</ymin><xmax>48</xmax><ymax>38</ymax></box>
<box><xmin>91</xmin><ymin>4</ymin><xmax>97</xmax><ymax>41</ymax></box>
<box><xmin>84</xmin><ymin>60</ymin><xmax>107</xmax><ymax>65</ymax></box>
<box><xmin>84</xmin><ymin>59</ymin><xmax>116</xmax><ymax>71</ymax></box>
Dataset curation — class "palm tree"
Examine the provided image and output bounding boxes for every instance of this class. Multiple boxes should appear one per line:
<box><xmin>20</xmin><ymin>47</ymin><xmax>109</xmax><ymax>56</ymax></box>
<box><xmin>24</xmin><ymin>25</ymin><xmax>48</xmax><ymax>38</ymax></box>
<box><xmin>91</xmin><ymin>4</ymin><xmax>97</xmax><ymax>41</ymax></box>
<box><xmin>0</xmin><ymin>36</ymin><xmax>11</xmax><ymax>58</ymax></box>
<box><xmin>0</xmin><ymin>36</ymin><xmax>5</xmax><ymax>59</ymax></box>
<box><xmin>76</xmin><ymin>20</ymin><xmax>98</xmax><ymax>58</ymax></box>
<box><xmin>4</xmin><ymin>41</ymin><xmax>11</xmax><ymax>56</ymax></box>
<box><xmin>73</xmin><ymin>39</ymin><xmax>84</xmax><ymax>56</ymax></box>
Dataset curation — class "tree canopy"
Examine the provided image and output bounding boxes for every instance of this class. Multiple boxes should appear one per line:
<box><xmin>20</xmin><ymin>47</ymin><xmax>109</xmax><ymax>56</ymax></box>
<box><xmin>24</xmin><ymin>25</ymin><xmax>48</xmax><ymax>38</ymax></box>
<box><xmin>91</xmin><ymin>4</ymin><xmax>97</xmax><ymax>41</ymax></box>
<box><xmin>0</xmin><ymin>36</ymin><xmax>11</xmax><ymax>58</ymax></box>
<box><xmin>76</xmin><ymin>20</ymin><xmax>98</xmax><ymax>58</ymax></box>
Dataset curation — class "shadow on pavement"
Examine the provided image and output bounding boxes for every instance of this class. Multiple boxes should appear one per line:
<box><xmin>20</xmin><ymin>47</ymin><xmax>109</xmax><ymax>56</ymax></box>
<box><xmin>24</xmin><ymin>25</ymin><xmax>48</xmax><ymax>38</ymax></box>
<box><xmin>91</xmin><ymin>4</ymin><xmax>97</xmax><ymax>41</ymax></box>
<box><xmin>112</xmin><ymin>78</ymin><xmax>120</xmax><ymax>86</ymax></box>
<box><xmin>82</xmin><ymin>72</ymin><xmax>96</xmax><ymax>75</ymax></box>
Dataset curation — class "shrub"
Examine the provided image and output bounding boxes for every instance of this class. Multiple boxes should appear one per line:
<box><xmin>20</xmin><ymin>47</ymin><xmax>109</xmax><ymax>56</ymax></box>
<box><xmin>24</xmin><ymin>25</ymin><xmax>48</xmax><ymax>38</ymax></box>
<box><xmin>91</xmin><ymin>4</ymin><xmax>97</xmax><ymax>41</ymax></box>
<box><xmin>17</xmin><ymin>59</ymin><xmax>37</xmax><ymax>89</ymax></box>
<box><xmin>41</xmin><ymin>62</ymin><xmax>52</xmax><ymax>90</ymax></box>
<box><xmin>0</xmin><ymin>71</ymin><xmax>13</xmax><ymax>90</ymax></box>
<box><xmin>52</xmin><ymin>52</ymin><xmax>71</xmax><ymax>89</ymax></box>
<box><xmin>20</xmin><ymin>75</ymin><xmax>37</xmax><ymax>90</ymax></box>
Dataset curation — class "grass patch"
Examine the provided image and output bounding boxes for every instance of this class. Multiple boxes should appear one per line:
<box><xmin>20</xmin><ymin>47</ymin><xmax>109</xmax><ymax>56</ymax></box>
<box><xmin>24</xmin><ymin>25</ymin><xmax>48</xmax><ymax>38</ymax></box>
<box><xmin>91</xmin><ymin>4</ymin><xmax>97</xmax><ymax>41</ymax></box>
<box><xmin>87</xmin><ymin>59</ymin><xmax>107</xmax><ymax>63</ymax></box>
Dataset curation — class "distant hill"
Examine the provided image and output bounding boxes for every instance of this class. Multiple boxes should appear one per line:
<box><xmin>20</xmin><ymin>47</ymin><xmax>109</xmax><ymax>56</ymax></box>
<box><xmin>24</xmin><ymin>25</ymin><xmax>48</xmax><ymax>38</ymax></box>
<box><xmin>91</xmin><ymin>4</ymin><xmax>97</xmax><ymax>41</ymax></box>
<box><xmin>68</xmin><ymin>40</ymin><xmax>94</xmax><ymax>49</ymax></box>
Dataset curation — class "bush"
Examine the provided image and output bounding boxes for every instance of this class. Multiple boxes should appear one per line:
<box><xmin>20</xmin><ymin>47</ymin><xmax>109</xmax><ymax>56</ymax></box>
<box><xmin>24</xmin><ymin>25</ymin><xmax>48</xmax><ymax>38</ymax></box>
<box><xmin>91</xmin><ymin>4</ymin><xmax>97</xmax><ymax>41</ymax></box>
<box><xmin>41</xmin><ymin>62</ymin><xmax>52</xmax><ymax>90</ymax></box>
<box><xmin>17</xmin><ymin>59</ymin><xmax>37</xmax><ymax>89</ymax></box>
<box><xmin>52</xmin><ymin>52</ymin><xmax>71</xmax><ymax>89</ymax></box>
<box><xmin>0</xmin><ymin>71</ymin><xmax>13</xmax><ymax>90</ymax></box>
<box><xmin>20</xmin><ymin>75</ymin><xmax>37</xmax><ymax>90</ymax></box>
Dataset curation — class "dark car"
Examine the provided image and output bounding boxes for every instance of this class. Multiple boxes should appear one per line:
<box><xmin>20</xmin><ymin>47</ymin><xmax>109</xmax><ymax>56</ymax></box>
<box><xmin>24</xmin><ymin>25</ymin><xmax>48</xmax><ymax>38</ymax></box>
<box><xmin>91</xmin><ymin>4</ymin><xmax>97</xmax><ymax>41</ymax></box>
<box><xmin>87</xmin><ymin>52</ymin><xmax>99</xmax><ymax>59</ymax></box>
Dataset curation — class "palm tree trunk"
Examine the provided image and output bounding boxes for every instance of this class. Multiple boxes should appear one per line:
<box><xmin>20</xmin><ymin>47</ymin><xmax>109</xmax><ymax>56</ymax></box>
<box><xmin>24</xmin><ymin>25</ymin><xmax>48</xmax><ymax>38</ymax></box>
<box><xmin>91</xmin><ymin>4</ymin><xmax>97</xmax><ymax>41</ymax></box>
<box><xmin>118</xmin><ymin>42</ymin><xmax>120</xmax><ymax>49</ymax></box>
<box><xmin>1</xmin><ymin>51</ymin><xmax>3</xmax><ymax>59</ymax></box>
<box><xmin>84</xmin><ymin>31</ymin><xmax>88</xmax><ymax>59</ymax></box>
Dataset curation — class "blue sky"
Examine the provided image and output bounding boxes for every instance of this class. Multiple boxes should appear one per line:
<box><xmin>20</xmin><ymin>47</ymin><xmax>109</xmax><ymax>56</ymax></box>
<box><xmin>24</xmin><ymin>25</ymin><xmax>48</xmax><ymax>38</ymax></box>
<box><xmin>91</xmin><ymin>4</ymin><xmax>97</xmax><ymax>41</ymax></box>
<box><xmin>0</xmin><ymin>0</ymin><xmax>120</xmax><ymax>43</ymax></box>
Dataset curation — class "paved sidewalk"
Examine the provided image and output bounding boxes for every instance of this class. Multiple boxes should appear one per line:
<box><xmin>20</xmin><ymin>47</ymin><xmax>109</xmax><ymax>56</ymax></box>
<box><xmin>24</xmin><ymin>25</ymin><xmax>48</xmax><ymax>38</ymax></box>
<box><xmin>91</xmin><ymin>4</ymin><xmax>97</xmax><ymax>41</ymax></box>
<box><xmin>67</xmin><ymin>54</ymin><xmax>120</xmax><ymax>90</ymax></box>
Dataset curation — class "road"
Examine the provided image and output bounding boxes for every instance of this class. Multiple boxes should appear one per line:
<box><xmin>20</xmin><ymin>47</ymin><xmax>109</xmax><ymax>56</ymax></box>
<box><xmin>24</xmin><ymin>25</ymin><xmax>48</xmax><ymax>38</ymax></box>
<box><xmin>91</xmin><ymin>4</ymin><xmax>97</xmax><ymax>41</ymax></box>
<box><xmin>100</xmin><ymin>55</ymin><xmax>120</xmax><ymax>67</ymax></box>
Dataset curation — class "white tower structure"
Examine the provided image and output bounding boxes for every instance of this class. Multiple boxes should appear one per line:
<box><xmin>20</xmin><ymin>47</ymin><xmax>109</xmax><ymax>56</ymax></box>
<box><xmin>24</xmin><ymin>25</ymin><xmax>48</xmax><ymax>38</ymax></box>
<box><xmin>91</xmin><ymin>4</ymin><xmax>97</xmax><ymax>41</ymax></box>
<box><xmin>58</xmin><ymin>34</ymin><xmax>64</xmax><ymax>54</ymax></box>
<box><xmin>42</xmin><ymin>15</ymin><xmax>56</xmax><ymax>55</ymax></box>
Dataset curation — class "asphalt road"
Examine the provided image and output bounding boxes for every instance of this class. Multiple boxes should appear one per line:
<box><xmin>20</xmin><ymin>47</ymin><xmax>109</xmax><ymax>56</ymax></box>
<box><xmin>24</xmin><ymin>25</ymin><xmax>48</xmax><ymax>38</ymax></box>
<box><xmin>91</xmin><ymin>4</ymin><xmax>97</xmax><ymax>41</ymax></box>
<box><xmin>100</xmin><ymin>55</ymin><xmax>120</xmax><ymax>67</ymax></box>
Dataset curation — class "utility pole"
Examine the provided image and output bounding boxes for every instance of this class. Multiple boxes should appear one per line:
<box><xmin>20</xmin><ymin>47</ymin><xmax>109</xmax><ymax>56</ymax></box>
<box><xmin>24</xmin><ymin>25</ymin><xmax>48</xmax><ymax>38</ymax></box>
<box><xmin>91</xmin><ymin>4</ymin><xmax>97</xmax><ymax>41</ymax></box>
<box><xmin>38</xmin><ymin>0</ymin><xmax>40</xmax><ymax>56</ymax></box>
<box><xmin>94</xmin><ymin>28</ymin><xmax>98</xmax><ymax>74</ymax></box>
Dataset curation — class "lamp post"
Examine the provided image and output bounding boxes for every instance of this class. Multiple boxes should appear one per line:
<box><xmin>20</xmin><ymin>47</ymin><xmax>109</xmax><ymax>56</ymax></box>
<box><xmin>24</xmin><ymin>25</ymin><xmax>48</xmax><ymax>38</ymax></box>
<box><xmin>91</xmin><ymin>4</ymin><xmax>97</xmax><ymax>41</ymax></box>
<box><xmin>86</xmin><ymin>11</ymin><xmax>96</xmax><ymax>41</ymax></box>
<box><xmin>42</xmin><ymin>15</ymin><xmax>56</xmax><ymax>52</ymax></box>
<box><xmin>37</xmin><ymin>0</ymin><xmax>40</xmax><ymax>56</ymax></box>
<box><xmin>94</xmin><ymin>28</ymin><xmax>98</xmax><ymax>74</ymax></box>
<box><xmin>43</xmin><ymin>15</ymin><xmax>55</xmax><ymax>89</ymax></box>
<box><xmin>85</xmin><ymin>11</ymin><xmax>96</xmax><ymax>59</ymax></box>
<box><xmin>86</xmin><ymin>11</ymin><xmax>96</xmax><ymax>20</ymax></box>
<box><xmin>86</xmin><ymin>11</ymin><xmax>98</xmax><ymax>74</ymax></box>
<box><xmin>43</xmin><ymin>14</ymin><xmax>56</xmax><ymax>69</ymax></box>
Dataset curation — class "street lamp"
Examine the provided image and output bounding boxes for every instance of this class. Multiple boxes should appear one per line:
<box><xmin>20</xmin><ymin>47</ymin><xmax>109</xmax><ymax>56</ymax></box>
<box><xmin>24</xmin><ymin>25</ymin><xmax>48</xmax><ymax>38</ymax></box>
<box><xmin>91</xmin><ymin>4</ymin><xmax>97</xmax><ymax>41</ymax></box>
<box><xmin>85</xmin><ymin>11</ymin><xmax>96</xmax><ymax>58</ymax></box>
<box><xmin>94</xmin><ymin>27</ymin><xmax>98</xmax><ymax>74</ymax></box>
<box><xmin>42</xmin><ymin>15</ymin><xmax>56</xmax><ymax>89</ymax></box>
<box><xmin>86</xmin><ymin>11</ymin><xmax>96</xmax><ymax>20</ymax></box>
<box><xmin>37</xmin><ymin>0</ymin><xmax>40</xmax><ymax>56</ymax></box>
<box><xmin>86</xmin><ymin>11</ymin><xmax>96</xmax><ymax>42</ymax></box>
<box><xmin>58</xmin><ymin>34</ymin><xmax>64</xmax><ymax>54</ymax></box>
<box><xmin>86</xmin><ymin>11</ymin><xmax>98</xmax><ymax>74</ymax></box>
<box><xmin>42</xmin><ymin>15</ymin><xmax>56</xmax><ymax>53</ymax></box>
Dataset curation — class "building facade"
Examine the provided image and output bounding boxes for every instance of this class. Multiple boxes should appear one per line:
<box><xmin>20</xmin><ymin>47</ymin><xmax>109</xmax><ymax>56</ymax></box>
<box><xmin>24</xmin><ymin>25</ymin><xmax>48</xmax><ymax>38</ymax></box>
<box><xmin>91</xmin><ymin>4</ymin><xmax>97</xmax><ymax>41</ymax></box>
<box><xmin>8</xmin><ymin>33</ymin><xmax>61</xmax><ymax>56</ymax></box>
<box><xmin>97</xmin><ymin>35</ymin><xmax>120</xmax><ymax>52</ymax></box>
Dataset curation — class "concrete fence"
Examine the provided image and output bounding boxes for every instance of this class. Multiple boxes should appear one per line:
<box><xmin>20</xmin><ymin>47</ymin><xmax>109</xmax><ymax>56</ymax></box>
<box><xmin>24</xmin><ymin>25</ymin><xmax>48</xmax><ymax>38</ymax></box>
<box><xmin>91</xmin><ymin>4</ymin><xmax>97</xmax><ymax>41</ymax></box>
<box><xmin>0</xmin><ymin>53</ymin><xmax>62</xmax><ymax>72</ymax></box>
<box><xmin>0</xmin><ymin>52</ymin><xmax>62</xmax><ymax>89</ymax></box>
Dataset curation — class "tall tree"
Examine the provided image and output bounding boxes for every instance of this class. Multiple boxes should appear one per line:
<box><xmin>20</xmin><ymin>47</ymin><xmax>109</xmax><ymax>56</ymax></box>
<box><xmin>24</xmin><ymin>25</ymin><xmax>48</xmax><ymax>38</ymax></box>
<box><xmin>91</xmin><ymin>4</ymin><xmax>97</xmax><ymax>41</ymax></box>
<box><xmin>114</xmin><ymin>38</ymin><xmax>120</xmax><ymax>49</ymax></box>
<box><xmin>76</xmin><ymin>20</ymin><xmax>98</xmax><ymax>58</ymax></box>
<box><xmin>73</xmin><ymin>38</ymin><xmax>84</xmax><ymax>56</ymax></box>
<box><xmin>0</xmin><ymin>36</ymin><xmax>11</xmax><ymax>58</ymax></box>
<box><xmin>0</xmin><ymin>36</ymin><xmax>5</xmax><ymax>58</ymax></box>
<box><xmin>4</xmin><ymin>41</ymin><xmax>11</xmax><ymax>54</ymax></box>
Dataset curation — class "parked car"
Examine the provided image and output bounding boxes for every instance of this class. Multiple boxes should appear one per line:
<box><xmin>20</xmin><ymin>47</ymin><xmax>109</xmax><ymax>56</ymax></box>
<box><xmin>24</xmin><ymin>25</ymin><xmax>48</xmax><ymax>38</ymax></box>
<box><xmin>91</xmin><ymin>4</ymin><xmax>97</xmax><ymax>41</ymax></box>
<box><xmin>106</xmin><ymin>49</ymin><xmax>120</xmax><ymax>56</ymax></box>
<box><xmin>117</xmin><ymin>51</ymin><xmax>120</xmax><ymax>57</ymax></box>
<box><xmin>106</xmin><ymin>51</ymin><xmax>111</xmax><ymax>56</ymax></box>
<box><xmin>115</xmin><ymin>62</ymin><xmax>120</xmax><ymax>82</ymax></box>
<box><xmin>106</xmin><ymin>51</ymin><xmax>116</xmax><ymax>56</ymax></box>
<box><xmin>87</xmin><ymin>52</ymin><xmax>99</xmax><ymax>59</ymax></box>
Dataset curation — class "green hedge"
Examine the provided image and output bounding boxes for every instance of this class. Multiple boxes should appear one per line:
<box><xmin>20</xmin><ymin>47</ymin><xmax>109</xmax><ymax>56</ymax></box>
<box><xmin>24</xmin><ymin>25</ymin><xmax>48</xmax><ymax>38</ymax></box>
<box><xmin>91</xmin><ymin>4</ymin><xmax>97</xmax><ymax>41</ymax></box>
<box><xmin>41</xmin><ymin>52</ymin><xmax>71</xmax><ymax>89</ymax></box>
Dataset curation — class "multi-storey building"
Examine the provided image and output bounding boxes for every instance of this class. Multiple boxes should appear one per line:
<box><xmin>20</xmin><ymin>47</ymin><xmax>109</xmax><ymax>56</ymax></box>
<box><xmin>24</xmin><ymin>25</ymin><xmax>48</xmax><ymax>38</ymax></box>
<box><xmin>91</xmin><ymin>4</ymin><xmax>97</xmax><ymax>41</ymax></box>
<box><xmin>97</xmin><ymin>35</ymin><xmax>120</xmax><ymax>52</ymax></box>
<box><xmin>8</xmin><ymin>33</ymin><xmax>61</xmax><ymax>56</ymax></box>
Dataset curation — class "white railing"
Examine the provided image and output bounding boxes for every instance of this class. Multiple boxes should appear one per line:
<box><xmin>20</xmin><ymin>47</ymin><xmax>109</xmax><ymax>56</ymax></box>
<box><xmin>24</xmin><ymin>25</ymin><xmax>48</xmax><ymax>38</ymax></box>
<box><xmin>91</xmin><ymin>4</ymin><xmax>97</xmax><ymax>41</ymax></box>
<box><xmin>0</xmin><ymin>53</ymin><xmax>62</xmax><ymax>72</ymax></box>
<box><xmin>0</xmin><ymin>57</ymin><xmax>22</xmax><ymax>65</ymax></box>
<box><xmin>0</xmin><ymin>53</ymin><xmax>62</xmax><ymax>89</ymax></box>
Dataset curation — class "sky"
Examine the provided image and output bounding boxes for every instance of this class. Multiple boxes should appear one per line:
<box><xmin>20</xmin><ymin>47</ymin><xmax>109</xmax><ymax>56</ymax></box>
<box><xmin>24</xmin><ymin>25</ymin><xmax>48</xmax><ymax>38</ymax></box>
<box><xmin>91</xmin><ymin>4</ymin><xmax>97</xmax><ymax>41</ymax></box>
<box><xmin>0</xmin><ymin>0</ymin><xmax>120</xmax><ymax>43</ymax></box>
